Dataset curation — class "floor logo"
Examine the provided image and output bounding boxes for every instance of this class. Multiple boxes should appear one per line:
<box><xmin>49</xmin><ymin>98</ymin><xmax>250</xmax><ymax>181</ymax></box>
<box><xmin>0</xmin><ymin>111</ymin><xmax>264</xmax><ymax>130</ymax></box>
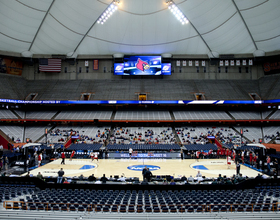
<box><xmin>127</xmin><ymin>165</ymin><xmax>160</xmax><ymax>171</ymax></box>
<box><xmin>80</xmin><ymin>165</ymin><xmax>96</xmax><ymax>170</ymax></box>
<box><xmin>192</xmin><ymin>165</ymin><xmax>208</xmax><ymax>170</ymax></box>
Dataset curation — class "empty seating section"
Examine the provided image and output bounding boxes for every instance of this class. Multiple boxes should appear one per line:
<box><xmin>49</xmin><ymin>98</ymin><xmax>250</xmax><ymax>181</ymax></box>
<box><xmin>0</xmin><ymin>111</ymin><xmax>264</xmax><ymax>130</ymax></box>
<box><xmin>24</xmin><ymin>126</ymin><xmax>52</xmax><ymax>143</ymax></box>
<box><xmin>55</xmin><ymin>111</ymin><xmax>112</xmax><ymax>120</ymax></box>
<box><xmin>68</xmin><ymin>143</ymin><xmax>102</xmax><ymax>151</ymax></box>
<box><xmin>0</xmin><ymin>125</ymin><xmax>24</xmax><ymax>142</ymax></box>
<box><xmin>229</xmin><ymin>111</ymin><xmax>261</xmax><ymax>120</ymax></box>
<box><xmin>270</xmin><ymin>110</ymin><xmax>280</xmax><ymax>119</ymax></box>
<box><xmin>262</xmin><ymin>110</ymin><xmax>273</xmax><ymax>119</ymax></box>
<box><xmin>106</xmin><ymin>144</ymin><xmax>180</xmax><ymax>151</ymax></box>
<box><xmin>173</xmin><ymin>111</ymin><xmax>231</xmax><ymax>120</ymax></box>
<box><xmin>184</xmin><ymin>144</ymin><xmax>217</xmax><ymax>151</ymax></box>
<box><xmin>176</xmin><ymin>126</ymin><xmax>238</xmax><ymax>145</ymax></box>
<box><xmin>114</xmin><ymin>111</ymin><xmax>171</xmax><ymax>120</ymax></box>
<box><xmin>14</xmin><ymin>110</ymin><xmax>25</xmax><ymax>119</ymax></box>
<box><xmin>110</xmin><ymin>127</ymin><xmax>175</xmax><ymax>144</ymax></box>
<box><xmin>49</xmin><ymin>126</ymin><xmax>110</xmax><ymax>144</ymax></box>
<box><xmin>234</xmin><ymin>127</ymin><xmax>263</xmax><ymax>143</ymax></box>
<box><xmin>263</xmin><ymin>126</ymin><xmax>280</xmax><ymax>143</ymax></box>
<box><xmin>2</xmin><ymin>187</ymin><xmax>280</xmax><ymax>213</ymax></box>
<box><xmin>0</xmin><ymin>110</ymin><xmax>17</xmax><ymax>119</ymax></box>
<box><xmin>25</xmin><ymin>111</ymin><xmax>58</xmax><ymax>119</ymax></box>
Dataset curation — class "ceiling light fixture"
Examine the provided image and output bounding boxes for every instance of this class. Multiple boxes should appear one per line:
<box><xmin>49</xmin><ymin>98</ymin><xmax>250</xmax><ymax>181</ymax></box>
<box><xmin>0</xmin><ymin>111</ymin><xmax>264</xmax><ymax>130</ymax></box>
<box><xmin>97</xmin><ymin>0</ymin><xmax>120</xmax><ymax>25</ymax></box>
<box><xmin>166</xmin><ymin>0</ymin><xmax>189</xmax><ymax>25</ymax></box>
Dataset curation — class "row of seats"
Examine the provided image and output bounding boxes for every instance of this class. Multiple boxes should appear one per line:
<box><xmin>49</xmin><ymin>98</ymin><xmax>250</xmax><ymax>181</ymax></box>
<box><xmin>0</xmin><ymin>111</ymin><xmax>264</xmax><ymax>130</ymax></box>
<box><xmin>3</xmin><ymin>187</ymin><xmax>280</xmax><ymax>213</ymax></box>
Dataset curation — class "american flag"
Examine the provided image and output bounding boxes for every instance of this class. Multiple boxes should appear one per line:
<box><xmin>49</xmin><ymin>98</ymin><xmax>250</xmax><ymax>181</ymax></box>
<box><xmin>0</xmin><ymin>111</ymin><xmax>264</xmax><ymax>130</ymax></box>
<box><xmin>39</xmin><ymin>59</ymin><xmax>61</xmax><ymax>72</ymax></box>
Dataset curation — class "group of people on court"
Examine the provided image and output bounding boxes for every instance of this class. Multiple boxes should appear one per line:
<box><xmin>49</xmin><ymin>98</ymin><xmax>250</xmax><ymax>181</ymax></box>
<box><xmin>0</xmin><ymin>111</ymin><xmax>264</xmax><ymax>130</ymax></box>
<box><xmin>60</xmin><ymin>150</ymin><xmax>99</xmax><ymax>165</ymax></box>
<box><xmin>142</xmin><ymin>166</ymin><xmax>153</xmax><ymax>182</ymax></box>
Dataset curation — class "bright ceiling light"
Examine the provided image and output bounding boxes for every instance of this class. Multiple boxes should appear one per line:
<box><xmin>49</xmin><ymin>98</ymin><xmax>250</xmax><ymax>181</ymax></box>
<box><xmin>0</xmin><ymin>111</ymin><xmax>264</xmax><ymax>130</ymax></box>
<box><xmin>97</xmin><ymin>0</ymin><xmax>120</xmax><ymax>25</ymax></box>
<box><xmin>166</xmin><ymin>0</ymin><xmax>189</xmax><ymax>25</ymax></box>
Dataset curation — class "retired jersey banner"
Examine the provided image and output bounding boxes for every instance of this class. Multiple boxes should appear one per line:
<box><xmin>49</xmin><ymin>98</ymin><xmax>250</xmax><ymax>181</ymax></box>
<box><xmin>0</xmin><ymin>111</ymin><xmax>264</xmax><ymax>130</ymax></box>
<box><xmin>225</xmin><ymin>60</ymin><xmax>229</xmax><ymax>66</ymax></box>
<box><xmin>0</xmin><ymin>57</ymin><xmax>23</xmax><ymax>76</ymax></box>
<box><xmin>195</xmin><ymin>61</ymin><xmax>199</xmax><ymax>66</ymax></box>
<box><xmin>189</xmin><ymin>60</ymin><xmax>192</xmax><ymax>66</ymax></box>
<box><xmin>230</xmin><ymin>60</ymin><xmax>234</xmax><ymax>66</ymax></box>
<box><xmin>220</xmin><ymin>60</ymin><xmax>223</xmax><ymax>66</ymax></box>
<box><xmin>242</xmin><ymin>60</ymin><xmax>247</xmax><ymax>65</ymax></box>
<box><xmin>201</xmin><ymin>60</ymin><xmax>205</xmax><ymax>66</ymax></box>
<box><xmin>182</xmin><ymin>60</ymin><xmax>187</xmax><ymax>66</ymax></box>
<box><xmin>176</xmin><ymin>60</ymin><xmax>180</xmax><ymax>66</ymax></box>
<box><xmin>249</xmin><ymin>59</ymin><xmax>253</xmax><ymax>65</ymax></box>
<box><xmin>236</xmin><ymin>60</ymin><xmax>240</xmax><ymax>66</ymax></box>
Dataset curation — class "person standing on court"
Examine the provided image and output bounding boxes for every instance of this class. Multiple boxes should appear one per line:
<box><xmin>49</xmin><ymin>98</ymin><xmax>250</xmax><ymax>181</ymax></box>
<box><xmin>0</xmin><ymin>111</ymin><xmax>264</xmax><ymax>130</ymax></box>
<box><xmin>236</xmin><ymin>161</ymin><xmax>240</xmax><ymax>176</ymax></box>
<box><xmin>180</xmin><ymin>149</ymin><xmax>184</xmax><ymax>160</ymax></box>
<box><xmin>61</xmin><ymin>151</ymin><xmax>65</xmax><ymax>165</ymax></box>
<box><xmin>129</xmin><ymin>147</ymin><xmax>133</xmax><ymax>159</ymax></box>
<box><xmin>267</xmin><ymin>156</ymin><xmax>271</xmax><ymax>175</ymax></box>
<box><xmin>145</xmin><ymin>168</ymin><xmax>152</xmax><ymax>182</ymax></box>
<box><xmin>57</xmin><ymin>168</ymin><xmax>64</xmax><ymax>183</ymax></box>
<box><xmin>70</xmin><ymin>150</ymin><xmax>75</xmax><ymax>161</ymax></box>
<box><xmin>142</xmin><ymin>166</ymin><xmax>147</xmax><ymax>181</ymax></box>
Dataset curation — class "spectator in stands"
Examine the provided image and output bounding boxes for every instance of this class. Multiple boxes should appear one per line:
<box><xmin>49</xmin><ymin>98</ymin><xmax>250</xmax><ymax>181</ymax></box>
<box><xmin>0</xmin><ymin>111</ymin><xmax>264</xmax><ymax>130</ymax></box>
<box><xmin>88</xmin><ymin>174</ymin><xmax>96</xmax><ymax>182</ymax></box>
<box><xmin>57</xmin><ymin>168</ymin><xmax>64</xmax><ymax>183</ymax></box>
<box><xmin>78</xmin><ymin>174</ymin><xmax>84</xmax><ymax>180</ymax></box>
<box><xmin>188</xmin><ymin>175</ymin><xmax>194</xmax><ymax>183</ymax></box>
<box><xmin>170</xmin><ymin>179</ymin><xmax>176</xmax><ymax>185</ymax></box>
<box><xmin>255</xmin><ymin>173</ymin><xmax>263</xmax><ymax>180</ymax></box>
<box><xmin>196</xmin><ymin>171</ymin><xmax>202</xmax><ymax>178</ymax></box>
<box><xmin>108</xmin><ymin>175</ymin><xmax>115</xmax><ymax>181</ymax></box>
<box><xmin>4</xmin><ymin>156</ymin><xmax>8</xmax><ymax>170</ymax></box>
<box><xmin>181</xmin><ymin>175</ymin><xmax>187</xmax><ymax>182</ymax></box>
<box><xmin>118</xmin><ymin>175</ymin><xmax>126</xmax><ymax>182</ymax></box>
<box><xmin>37</xmin><ymin>172</ymin><xmax>43</xmax><ymax>180</ymax></box>
<box><xmin>100</xmin><ymin>174</ymin><xmax>108</xmax><ymax>184</ymax></box>
<box><xmin>25</xmin><ymin>171</ymin><xmax>30</xmax><ymax>177</ymax></box>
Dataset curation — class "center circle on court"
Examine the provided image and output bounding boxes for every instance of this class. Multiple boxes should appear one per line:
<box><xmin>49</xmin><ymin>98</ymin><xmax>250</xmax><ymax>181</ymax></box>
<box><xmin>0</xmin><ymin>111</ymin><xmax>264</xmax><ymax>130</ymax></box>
<box><xmin>127</xmin><ymin>165</ymin><xmax>161</xmax><ymax>171</ymax></box>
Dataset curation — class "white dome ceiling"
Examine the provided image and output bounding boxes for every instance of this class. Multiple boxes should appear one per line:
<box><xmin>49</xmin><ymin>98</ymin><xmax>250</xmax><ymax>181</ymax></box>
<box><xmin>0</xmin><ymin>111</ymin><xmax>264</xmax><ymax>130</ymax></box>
<box><xmin>0</xmin><ymin>0</ymin><xmax>279</xmax><ymax>56</ymax></box>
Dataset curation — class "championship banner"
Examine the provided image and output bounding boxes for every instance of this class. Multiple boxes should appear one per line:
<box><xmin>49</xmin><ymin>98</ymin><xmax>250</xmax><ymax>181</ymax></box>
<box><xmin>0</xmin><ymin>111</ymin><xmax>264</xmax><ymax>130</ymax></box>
<box><xmin>93</xmin><ymin>60</ymin><xmax>99</xmax><ymax>70</ymax></box>
<box><xmin>189</xmin><ymin>60</ymin><xmax>192</xmax><ymax>66</ymax></box>
<box><xmin>182</xmin><ymin>60</ymin><xmax>187</xmax><ymax>66</ymax></box>
<box><xmin>225</xmin><ymin>60</ymin><xmax>229</xmax><ymax>66</ymax></box>
<box><xmin>0</xmin><ymin>57</ymin><xmax>23</xmax><ymax>76</ymax></box>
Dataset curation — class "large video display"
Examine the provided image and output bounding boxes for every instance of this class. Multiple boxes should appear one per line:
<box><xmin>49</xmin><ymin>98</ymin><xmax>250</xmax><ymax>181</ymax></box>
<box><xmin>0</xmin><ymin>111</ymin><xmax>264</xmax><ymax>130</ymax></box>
<box><xmin>114</xmin><ymin>55</ymin><xmax>171</xmax><ymax>75</ymax></box>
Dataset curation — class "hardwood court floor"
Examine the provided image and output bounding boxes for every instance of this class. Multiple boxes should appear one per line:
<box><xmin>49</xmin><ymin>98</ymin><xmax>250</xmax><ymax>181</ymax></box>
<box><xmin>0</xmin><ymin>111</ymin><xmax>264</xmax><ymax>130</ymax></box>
<box><xmin>26</xmin><ymin>158</ymin><xmax>262</xmax><ymax>180</ymax></box>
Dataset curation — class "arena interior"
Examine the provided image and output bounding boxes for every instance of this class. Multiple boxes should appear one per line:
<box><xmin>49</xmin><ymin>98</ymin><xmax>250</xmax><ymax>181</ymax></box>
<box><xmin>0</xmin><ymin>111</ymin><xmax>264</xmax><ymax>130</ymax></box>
<box><xmin>0</xmin><ymin>0</ymin><xmax>280</xmax><ymax>219</ymax></box>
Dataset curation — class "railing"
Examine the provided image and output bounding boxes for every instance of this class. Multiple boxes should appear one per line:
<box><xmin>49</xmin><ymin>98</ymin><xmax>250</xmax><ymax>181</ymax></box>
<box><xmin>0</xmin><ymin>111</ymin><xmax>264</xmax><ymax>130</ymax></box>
<box><xmin>3</xmin><ymin>201</ymin><xmax>279</xmax><ymax>213</ymax></box>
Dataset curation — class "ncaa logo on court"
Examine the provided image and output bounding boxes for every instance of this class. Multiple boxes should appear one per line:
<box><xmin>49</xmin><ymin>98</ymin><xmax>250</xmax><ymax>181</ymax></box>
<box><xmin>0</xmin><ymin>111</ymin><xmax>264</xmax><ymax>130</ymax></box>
<box><xmin>127</xmin><ymin>165</ymin><xmax>160</xmax><ymax>171</ymax></box>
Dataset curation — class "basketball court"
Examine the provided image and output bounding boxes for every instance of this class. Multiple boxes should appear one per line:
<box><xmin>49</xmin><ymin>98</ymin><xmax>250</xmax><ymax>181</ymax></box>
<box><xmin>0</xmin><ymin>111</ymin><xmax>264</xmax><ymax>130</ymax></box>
<box><xmin>24</xmin><ymin>158</ymin><xmax>261</xmax><ymax>180</ymax></box>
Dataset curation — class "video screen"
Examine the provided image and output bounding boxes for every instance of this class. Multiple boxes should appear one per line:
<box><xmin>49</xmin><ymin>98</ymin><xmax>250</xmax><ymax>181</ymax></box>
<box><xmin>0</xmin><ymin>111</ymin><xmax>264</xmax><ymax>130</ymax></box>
<box><xmin>114</xmin><ymin>55</ymin><xmax>171</xmax><ymax>75</ymax></box>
